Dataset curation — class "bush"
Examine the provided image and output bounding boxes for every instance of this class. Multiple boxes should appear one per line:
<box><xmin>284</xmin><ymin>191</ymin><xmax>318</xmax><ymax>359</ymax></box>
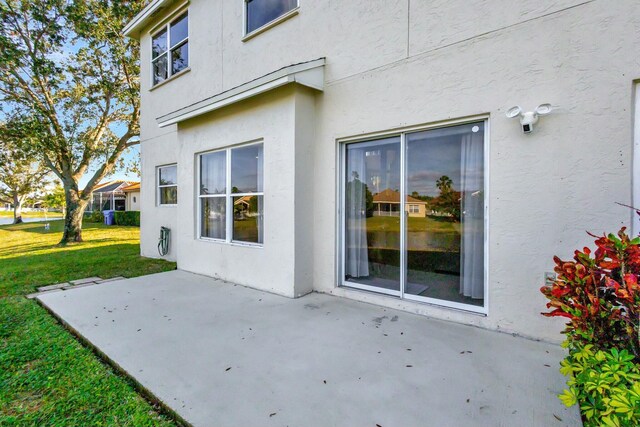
<box><xmin>541</xmin><ymin>228</ymin><xmax>640</xmax><ymax>356</ymax></box>
<box><xmin>114</xmin><ymin>211</ymin><xmax>140</xmax><ymax>226</ymax></box>
<box><xmin>85</xmin><ymin>211</ymin><xmax>104</xmax><ymax>223</ymax></box>
<box><xmin>541</xmin><ymin>227</ymin><xmax>640</xmax><ymax>425</ymax></box>
<box><xmin>559</xmin><ymin>345</ymin><xmax>640</xmax><ymax>427</ymax></box>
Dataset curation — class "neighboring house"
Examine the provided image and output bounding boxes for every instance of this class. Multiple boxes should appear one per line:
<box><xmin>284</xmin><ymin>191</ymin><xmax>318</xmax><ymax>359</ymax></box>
<box><xmin>122</xmin><ymin>182</ymin><xmax>141</xmax><ymax>211</ymax></box>
<box><xmin>87</xmin><ymin>180</ymin><xmax>132</xmax><ymax>212</ymax></box>
<box><xmin>372</xmin><ymin>189</ymin><xmax>427</xmax><ymax>217</ymax></box>
<box><xmin>123</xmin><ymin>1</ymin><xmax>640</xmax><ymax>342</ymax></box>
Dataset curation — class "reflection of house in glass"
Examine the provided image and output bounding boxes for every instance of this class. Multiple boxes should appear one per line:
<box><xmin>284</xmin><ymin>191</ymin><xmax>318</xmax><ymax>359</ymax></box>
<box><xmin>372</xmin><ymin>189</ymin><xmax>427</xmax><ymax>217</ymax></box>
<box><xmin>87</xmin><ymin>180</ymin><xmax>133</xmax><ymax>212</ymax></box>
<box><xmin>233</xmin><ymin>195</ymin><xmax>254</xmax><ymax>218</ymax></box>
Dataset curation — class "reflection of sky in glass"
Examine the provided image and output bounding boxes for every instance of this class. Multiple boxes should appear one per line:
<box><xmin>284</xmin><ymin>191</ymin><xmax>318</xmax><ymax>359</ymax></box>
<box><xmin>346</xmin><ymin>137</ymin><xmax>400</xmax><ymax>196</ymax></box>
<box><xmin>246</xmin><ymin>0</ymin><xmax>297</xmax><ymax>33</ymax></box>
<box><xmin>159</xmin><ymin>165</ymin><xmax>176</xmax><ymax>185</ymax></box>
<box><xmin>231</xmin><ymin>145</ymin><xmax>263</xmax><ymax>193</ymax></box>
<box><xmin>407</xmin><ymin>123</ymin><xmax>483</xmax><ymax>197</ymax></box>
<box><xmin>170</xmin><ymin>13</ymin><xmax>188</xmax><ymax>47</ymax></box>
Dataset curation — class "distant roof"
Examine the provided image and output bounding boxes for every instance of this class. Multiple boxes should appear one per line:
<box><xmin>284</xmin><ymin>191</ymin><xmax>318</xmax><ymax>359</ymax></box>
<box><xmin>91</xmin><ymin>180</ymin><xmax>132</xmax><ymax>194</ymax></box>
<box><xmin>122</xmin><ymin>182</ymin><xmax>140</xmax><ymax>192</ymax></box>
<box><xmin>372</xmin><ymin>189</ymin><xmax>426</xmax><ymax>204</ymax></box>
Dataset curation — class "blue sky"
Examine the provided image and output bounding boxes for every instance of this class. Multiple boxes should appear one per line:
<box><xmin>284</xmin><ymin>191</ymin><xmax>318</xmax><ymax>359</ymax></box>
<box><xmin>77</xmin><ymin>145</ymin><xmax>140</xmax><ymax>188</ymax></box>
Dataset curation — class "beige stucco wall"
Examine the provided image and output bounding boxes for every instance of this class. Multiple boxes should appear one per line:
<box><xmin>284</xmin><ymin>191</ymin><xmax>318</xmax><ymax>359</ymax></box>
<box><xmin>140</xmin><ymin>133</ymin><xmax>178</xmax><ymax>261</ymax></box>
<box><xmin>126</xmin><ymin>191</ymin><xmax>141</xmax><ymax>211</ymax></box>
<box><xmin>173</xmin><ymin>86</ymin><xmax>315</xmax><ymax>297</ymax></box>
<box><xmin>135</xmin><ymin>0</ymin><xmax>640</xmax><ymax>341</ymax></box>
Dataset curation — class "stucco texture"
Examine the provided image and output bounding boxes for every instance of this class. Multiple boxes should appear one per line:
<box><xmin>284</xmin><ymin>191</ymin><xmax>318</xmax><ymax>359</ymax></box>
<box><xmin>134</xmin><ymin>0</ymin><xmax>640</xmax><ymax>342</ymax></box>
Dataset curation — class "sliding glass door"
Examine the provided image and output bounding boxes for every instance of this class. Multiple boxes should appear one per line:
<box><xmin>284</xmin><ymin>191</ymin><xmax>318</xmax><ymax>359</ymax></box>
<box><xmin>342</xmin><ymin>121</ymin><xmax>486</xmax><ymax>310</ymax></box>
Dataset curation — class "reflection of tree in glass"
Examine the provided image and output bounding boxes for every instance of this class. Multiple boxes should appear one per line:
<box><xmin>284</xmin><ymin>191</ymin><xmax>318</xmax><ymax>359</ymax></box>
<box><xmin>346</xmin><ymin>171</ymin><xmax>374</xmax><ymax>218</ymax></box>
<box><xmin>432</xmin><ymin>175</ymin><xmax>461</xmax><ymax>221</ymax></box>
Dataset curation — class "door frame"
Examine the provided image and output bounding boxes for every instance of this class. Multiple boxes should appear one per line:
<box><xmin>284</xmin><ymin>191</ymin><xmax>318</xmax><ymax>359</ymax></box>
<box><xmin>337</xmin><ymin>115</ymin><xmax>490</xmax><ymax>315</ymax></box>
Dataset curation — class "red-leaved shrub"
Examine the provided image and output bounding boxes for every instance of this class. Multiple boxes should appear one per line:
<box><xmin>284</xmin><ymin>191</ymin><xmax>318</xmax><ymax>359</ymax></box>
<box><xmin>540</xmin><ymin>227</ymin><xmax>640</xmax><ymax>360</ymax></box>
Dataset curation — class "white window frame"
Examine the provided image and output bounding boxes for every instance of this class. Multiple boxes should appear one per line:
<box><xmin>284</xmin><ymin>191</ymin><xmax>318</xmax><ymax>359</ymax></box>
<box><xmin>197</xmin><ymin>141</ymin><xmax>264</xmax><ymax>247</ymax></box>
<box><xmin>337</xmin><ymin>116</ymin><xmax>490</xmax><ymax>315</ymax></box>
<box><xmin>409</xmin><ymin>204</ymin><xmax>420</xmax><ymax>213</ymax></box>
<box><xmin>150</xmin><ymin>7</ymin><xmax>190</xmax><ymax>87</ymax></box>
<box><xmin>242</xmin><ymin>0</ymin><xmax>300</xmax><ymax>40</ymax></box>
<box><xmin>157</xmin><ymin>164</ymin><xmax>178</xmax><ymax>206</ymax></box>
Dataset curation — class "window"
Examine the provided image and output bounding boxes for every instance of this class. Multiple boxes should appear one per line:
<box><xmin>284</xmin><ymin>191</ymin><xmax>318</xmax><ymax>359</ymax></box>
<box><xmin>342</xmin><ymin>121</ymin><xmax>486</xmax><ymax>311</ymax></box>
<box><xmin>158</xmin><ymin>165</ymin><xmax>177</xmax><ymax>205</ymax></box>
<box><xmin>199</xmin><ymin>143</ymin><xmax>264</xmax><ymax>244</ymax></box>
<box><xmin>245</xmin><ymin>0</ymin><xmax>298</xmax><ymax>35</ymax></box>
<box><xmin>152</xmin><ymin>11</ymin><xmax>189</xmax><ymax>86</ymax></box>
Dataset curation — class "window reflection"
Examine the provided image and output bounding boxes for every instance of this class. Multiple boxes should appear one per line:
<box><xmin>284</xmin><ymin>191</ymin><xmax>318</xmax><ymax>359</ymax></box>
<box><xmin>231</xmin><ymin>144</ymin><xmax>263</xmax><ymax>193</ymax></box>
<box><xmin>343</xmin><ymin>123</ymin><xmax>485</xmax><ymax>308</ymax></box>
<box><xmin>345</xmin><ymin>137</ymin><xmax>401</xmax><ymax>293</ymax></box>
<box><xmin>246</xmin><ymin>0</ymin><xmax>297</xmax><ymax>33</ymax></box>
<box><xmin>233</xmin><ymin>195</ymin><xmax>263</xmax><ymax>244</ymax></box>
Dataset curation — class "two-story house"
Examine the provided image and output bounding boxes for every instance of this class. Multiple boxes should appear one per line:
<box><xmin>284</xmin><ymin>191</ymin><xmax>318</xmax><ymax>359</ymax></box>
<box><xmin>124</xmin><ymin>0</ymin><xmax>640</xmax><ymax>342</ymax></box>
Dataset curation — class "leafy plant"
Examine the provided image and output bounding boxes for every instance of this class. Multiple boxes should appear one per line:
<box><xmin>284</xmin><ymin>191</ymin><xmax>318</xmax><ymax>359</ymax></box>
<box><xmin>114</xmin><ymin>211</ymin><xmax>140</xmax><ymax>226</ymax></box>
<box><xmin>558</xmin><ymin>345</ymin><xmax>640</xmax><ymax>427</ymax></box>
<box><xmin>541</xmin><ymin>227</ymin><xmax>640</xmax><ymax>359</ymax></box>
<box><xmin>541</xmin><ymin>227</ymin><xmax>640</xmax><ymax>425</ymax></box>
<box><xmin>85</xmin><ymin>211</ymin><xmax>104</xmax><ymax>224</ymax></box>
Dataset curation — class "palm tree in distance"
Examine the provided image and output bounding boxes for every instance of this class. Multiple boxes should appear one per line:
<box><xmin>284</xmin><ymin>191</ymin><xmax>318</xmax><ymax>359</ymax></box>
<box><xmin>436</xmin><ymin>175</ymin><xmax>453</xmax><ymax>193</ymax></box>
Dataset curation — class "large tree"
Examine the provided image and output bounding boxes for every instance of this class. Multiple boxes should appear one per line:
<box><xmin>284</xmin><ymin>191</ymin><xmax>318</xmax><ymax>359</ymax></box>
<box><xmin>0</xmin><ymin>0</ymin><xmax>144</xmax><ymax>243</ymax></box>
<box><xmin>0</xmin><ymin>126</ymin><xmax>49</xmax><ymax>224</ymax></box>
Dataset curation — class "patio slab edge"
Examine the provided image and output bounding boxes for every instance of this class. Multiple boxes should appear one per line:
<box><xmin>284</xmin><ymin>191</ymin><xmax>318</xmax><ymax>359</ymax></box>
<box><xmin>34</xmin><ymin>295</ymin><xmax>193</xmax><ymax>427</ymax></box>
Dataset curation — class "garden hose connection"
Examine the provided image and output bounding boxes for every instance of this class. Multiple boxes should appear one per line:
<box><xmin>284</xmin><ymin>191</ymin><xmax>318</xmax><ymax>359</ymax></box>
<box><xmin>158</xmin><ymin>226</ymin><xmax>170</xmax><ymax>256</ymax></box>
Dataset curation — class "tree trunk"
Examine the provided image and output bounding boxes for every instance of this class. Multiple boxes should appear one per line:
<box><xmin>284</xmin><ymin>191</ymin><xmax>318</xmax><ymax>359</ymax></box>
<box><xmin>60</xmin><ymin>189</ymin><xmax>88</xmax><ymax>244</ymax></box>
<box><xmin>12</xmin><ymin>194</ymin><xmax>23</xmax><ymax>224</ymax></box>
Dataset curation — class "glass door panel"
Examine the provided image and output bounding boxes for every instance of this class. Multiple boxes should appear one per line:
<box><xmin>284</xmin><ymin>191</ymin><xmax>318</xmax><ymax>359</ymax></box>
<box><xmin>404</xmin><ymin>123</ymin><xmax>485</xmax><ymax>306</ymax></box>
<box><xmin>344</xmin><ymin>137</ymin><xmax>401</xmax><ymax>294</ymax></box>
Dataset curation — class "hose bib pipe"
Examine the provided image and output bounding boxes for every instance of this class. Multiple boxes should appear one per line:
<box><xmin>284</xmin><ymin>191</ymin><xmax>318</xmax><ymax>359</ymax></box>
<box><xmin>158</xmin><ymin>226</ymin><xmax>170</xmax><ymax>257</ymax></box>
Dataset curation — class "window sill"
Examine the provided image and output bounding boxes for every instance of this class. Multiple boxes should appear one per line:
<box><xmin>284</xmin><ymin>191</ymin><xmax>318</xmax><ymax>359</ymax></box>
<box><xmin>242</xmin><ymin>7</ymin><xmax>299</xmax><ymax>42</ymax></box>
<box><xmin>149</xmin><ymin>67</ymin><xmax>191</xmax><ymax>92</ymax></box>
<box><xmin>198</xmin><ymin>237</ymin><xmax>263</xmax><ymax>248</ymax></box>
<box><xmin>157</xmin><ymin>204</ymin><xmax>177</xmax><ymax>208</ymax></box>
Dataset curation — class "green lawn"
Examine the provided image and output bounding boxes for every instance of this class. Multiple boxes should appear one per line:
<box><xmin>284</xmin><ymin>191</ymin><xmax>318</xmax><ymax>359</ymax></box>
<box><xmin>0</xmin><ymin>221</ymin><xmax>179</xmax><ymax>426</ymax></box>
<box><xmin>365</xmin><ymin>215</ymin><xmax>461</xmax><ymax>233</ymax></box>
<box><xmin>0</xmin><ymin>211</ymin><xmax>63</xmax><ymax>219</ymax></box>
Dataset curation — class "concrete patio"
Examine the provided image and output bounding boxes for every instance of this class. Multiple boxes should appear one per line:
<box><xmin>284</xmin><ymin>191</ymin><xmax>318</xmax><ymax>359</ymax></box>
<box><xmin>36</xmin><ymin>270</ymin><xmax>581</xmax><ymax>427</ymax></box>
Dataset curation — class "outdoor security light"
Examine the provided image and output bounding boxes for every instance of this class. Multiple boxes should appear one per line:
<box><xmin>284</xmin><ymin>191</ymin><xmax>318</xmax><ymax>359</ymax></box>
<box><xmin>506</xmin><ymin>103</ymin><xmax>554</xmax><ymax>134</ymax></box>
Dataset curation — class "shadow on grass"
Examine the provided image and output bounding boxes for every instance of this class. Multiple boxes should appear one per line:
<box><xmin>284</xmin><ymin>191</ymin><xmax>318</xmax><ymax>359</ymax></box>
<box><xmin>0</xmin><ymin>243</ymin><xmax>176</xmax><ymax>298</ymax></box>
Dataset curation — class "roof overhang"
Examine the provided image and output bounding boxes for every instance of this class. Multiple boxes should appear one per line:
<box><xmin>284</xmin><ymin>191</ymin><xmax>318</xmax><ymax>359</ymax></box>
<box><xmin>123</xmin><ymin>0</ymin><xmax>176</xmax><ymax>38</ymax></box>
<box><xmin>156</xmin><ymin>58</ymin><xmax>325</xmax><ymax>128</ymax></box>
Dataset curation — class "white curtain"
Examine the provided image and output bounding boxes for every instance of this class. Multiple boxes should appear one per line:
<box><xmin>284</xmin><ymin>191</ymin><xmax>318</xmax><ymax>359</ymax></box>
<box><xmin>200</xmin><ymin>152</ymin><xmax>226</xmax><ymax>195</ymax></box>
<box><xmin>345</xmin><ymin>148</ymin><xmax>369</xmax><ymax>277</ymax></box>
<box><xmin>256</xmin><ymin>145</ymin><xmax>264</xmax><ymax>243</ymax></box>
<box><xmin>459</xmin><ymin>132</ymin><xmax>484</xmax><ymax>299</ymax></box>
<box><xmin>200</xmin><ymin>152</ymin><xmax>226</xmax><ymax>239</ymax></box>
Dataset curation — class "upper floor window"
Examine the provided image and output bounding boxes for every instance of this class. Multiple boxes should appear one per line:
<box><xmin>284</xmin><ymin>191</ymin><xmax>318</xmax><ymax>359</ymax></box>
<box><xmin>151</xmin><ymin>11</ymin><xmax>189</xmax><ymax>86</ymax></box>
<box><xmin>158</xmin><ymin>164</ymin><xmax>178</xmax><ymax>205</ymax></box>
<box><xmin>245</xmin><ymin>0</ymin><xmax>298</xmax><ymax>35</ymax></box>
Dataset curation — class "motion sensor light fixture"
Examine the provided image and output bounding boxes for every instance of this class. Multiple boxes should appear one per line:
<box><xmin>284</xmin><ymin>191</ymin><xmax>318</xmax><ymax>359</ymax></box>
<box><xmin>506</xmin><ymin>103</ymin><xmax>554</xmax><ymax>134</ymax></box>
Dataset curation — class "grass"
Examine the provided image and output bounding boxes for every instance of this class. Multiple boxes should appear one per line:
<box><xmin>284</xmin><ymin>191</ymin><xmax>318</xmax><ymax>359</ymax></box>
<box><xmin>365</xmin><ymin>215</ymin><xmax>461</xmax><ymax>233</ymax></box>
<box><xmin>0</xmin><ymin>221</ymin><xmax>178</xmax><ymax>426</ymax></box>
<box><xmin>0</xmin><ymin>211</ymin><xmax>63</xmax><ymax>219</ymax></box>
